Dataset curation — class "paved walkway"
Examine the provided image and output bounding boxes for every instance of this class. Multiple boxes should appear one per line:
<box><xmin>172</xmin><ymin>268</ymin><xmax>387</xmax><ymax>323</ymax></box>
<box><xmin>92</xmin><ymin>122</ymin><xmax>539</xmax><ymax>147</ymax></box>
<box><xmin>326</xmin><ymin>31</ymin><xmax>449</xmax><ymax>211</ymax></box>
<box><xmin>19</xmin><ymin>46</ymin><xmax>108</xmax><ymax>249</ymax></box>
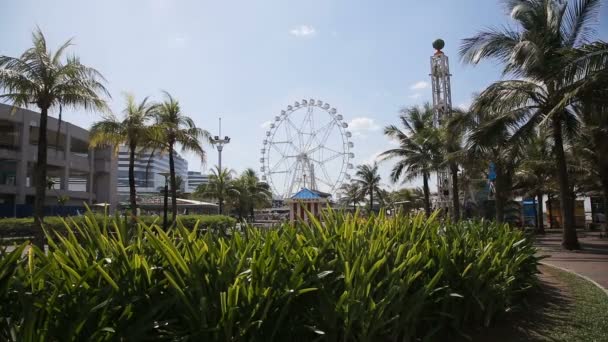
<box><xmin>535</xmin><ymin>230</ymin><xmax>608</xmax><ymax>289</ymax></box>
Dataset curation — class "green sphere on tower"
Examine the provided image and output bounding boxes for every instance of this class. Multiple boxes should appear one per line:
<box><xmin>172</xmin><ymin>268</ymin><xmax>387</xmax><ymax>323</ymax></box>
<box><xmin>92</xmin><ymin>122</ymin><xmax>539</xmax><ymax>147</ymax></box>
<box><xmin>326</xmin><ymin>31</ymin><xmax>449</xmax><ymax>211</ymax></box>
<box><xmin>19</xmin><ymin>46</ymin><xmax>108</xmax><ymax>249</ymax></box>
<box><xmin>432</xmin><ymin>39</ymin><xmax>445</xmax><ymax>51</ymax></box>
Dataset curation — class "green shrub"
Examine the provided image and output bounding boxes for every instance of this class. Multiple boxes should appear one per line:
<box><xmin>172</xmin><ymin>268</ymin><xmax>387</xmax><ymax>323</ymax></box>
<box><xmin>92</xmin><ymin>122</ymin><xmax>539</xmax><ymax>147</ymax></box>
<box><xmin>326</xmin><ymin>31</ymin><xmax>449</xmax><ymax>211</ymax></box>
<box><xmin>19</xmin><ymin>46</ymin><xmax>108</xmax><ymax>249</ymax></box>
<box><xmin>0</xmin><ymin>210</ymin><xmax>538</xmax><ymax>341</ymax></box>
<box><xmin>0</xmin><ymin>214</ymin><xmax>236</xmax><ymax>238</ymax></box>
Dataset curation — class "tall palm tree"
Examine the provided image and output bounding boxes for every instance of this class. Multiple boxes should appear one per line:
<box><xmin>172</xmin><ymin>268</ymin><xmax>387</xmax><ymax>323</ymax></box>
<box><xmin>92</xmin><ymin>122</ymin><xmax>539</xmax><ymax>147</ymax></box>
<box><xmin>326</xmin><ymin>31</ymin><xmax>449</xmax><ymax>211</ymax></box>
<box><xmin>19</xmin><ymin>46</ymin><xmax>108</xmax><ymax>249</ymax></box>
<box><xmin>338</xmin><ymin>182</ymin><xmax>362</xmax><ymax>211</ymax></box>
<box><xmin>90</xmin><ymin>94</ymin><xmax>155</xmax><ymax>217</ymax></box>
<box><xmin>196</xmin><ymin>166</ymin><xmax>239</xmax><ymax>215</ymax></box>
<box><xmin>353</xmin><ymin>163</ymin><xmax>382</xmax><ymax>213</ymax></box>
<box><xmin>459</xmin><ymin>0</ymin><xmax>606</xmax><ymax>249</ymax></box>
<box><xmin>153</xmin><ymin>91</ymin><xmax>211</xmax><ymax>221</ymax></box>
<box><xmin>380</xmin><ymin>103</ymin><xmax>440</xmax><ymax>217</ymax></box>
<box><xmin>0</xmin><ymin>29</ymin><xmax>108</xmax><ymax>237</ymax></box>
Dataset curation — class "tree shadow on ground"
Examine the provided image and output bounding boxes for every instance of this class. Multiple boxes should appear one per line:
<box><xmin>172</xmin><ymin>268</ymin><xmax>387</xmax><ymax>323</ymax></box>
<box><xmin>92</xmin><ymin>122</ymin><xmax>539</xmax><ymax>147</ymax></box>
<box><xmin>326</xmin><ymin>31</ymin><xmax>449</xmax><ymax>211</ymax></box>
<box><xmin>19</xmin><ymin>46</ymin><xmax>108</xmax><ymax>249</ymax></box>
<box><xmin>465</xmin><ymin>266</ymin><xmax>574</xmax><ymax>342</ymax></box>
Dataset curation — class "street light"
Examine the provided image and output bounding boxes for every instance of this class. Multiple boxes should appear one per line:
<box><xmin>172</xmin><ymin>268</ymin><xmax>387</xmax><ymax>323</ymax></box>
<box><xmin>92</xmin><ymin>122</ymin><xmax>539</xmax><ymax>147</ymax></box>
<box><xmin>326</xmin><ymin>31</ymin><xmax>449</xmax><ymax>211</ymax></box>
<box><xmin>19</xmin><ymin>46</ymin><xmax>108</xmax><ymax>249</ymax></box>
<box><xmin>210</xmin><ymin>118</ymin><xmax>230</xmax><ymax>215</ymax></box>
<box><xmin>160</xmin><ymin>172</ymin><xmax>170</xmax><ymax>230</ymax></box>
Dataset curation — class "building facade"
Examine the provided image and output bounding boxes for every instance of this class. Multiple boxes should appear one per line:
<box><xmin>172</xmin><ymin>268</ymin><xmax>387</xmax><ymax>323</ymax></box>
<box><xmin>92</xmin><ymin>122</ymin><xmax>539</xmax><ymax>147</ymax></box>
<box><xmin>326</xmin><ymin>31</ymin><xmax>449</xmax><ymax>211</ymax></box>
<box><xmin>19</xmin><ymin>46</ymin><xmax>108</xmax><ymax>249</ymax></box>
<box><xmin>186</xmin><ymin>171</ymin><xmax>209</xmax><ymax>193</ymax></box>
<box><xmin>0</xmin><ymin>103</ymin><xmax>117</xmax><ymax>217</ymax></box>
<box><xmin>116</xmin><ymin>146</ymin><xmax>188</xmax><ymax>195</ymax></box>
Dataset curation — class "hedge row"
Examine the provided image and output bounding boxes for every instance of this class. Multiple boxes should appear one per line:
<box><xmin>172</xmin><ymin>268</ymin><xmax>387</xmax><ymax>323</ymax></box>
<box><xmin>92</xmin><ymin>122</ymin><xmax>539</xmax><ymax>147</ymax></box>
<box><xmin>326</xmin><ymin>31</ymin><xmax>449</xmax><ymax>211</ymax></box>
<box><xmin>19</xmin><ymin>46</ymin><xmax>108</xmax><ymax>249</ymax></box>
<box><xmin>0</xmin><ymin>214</ymin><xmax>236</xmax><ymax>238</ymax></box>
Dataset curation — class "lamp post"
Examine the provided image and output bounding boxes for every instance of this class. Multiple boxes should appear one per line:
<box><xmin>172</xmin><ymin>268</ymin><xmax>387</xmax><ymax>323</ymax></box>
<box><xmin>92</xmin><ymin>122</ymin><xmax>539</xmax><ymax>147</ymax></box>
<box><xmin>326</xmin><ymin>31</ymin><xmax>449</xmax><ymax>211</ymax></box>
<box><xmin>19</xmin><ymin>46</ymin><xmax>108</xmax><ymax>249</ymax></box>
<box><xmin>210</xmin><ymin>118</ymin><xmax>230</xmax><ymax>214</ymax></box>
<box><xmin>160</xmin><ymin>172</ymin><xmax>170</xmax><ymax>229</ymax></box>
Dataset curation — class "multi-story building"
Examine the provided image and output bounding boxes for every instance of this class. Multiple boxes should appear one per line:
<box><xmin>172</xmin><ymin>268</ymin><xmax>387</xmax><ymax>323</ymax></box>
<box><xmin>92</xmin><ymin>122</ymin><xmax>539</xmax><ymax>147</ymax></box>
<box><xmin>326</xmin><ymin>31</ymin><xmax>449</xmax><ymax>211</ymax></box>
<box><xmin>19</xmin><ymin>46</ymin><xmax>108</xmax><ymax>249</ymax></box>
<box><xmin>186</xmin><ymin>171</ymin><xmax>209</xmax><ymax>193</ymax></box>
<box><xmin>116</xmin><ymin>146</ymin><xmax>188</xmax><ymax>195</ymax></box>
<box><xmin>0</xmin><ymin>103</ymin><xmax>117</xmax><ymax>217</ymax></box>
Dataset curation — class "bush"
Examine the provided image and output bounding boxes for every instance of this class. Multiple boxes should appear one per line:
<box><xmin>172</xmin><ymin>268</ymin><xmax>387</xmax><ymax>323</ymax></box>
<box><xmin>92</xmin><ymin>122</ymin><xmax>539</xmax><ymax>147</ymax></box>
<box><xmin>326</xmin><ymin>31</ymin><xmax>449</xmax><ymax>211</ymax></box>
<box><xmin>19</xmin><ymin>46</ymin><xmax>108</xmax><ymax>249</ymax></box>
<box><xmin>0</xmin><ymin>214</ymin><xmax>236</xmax><ymax>238</ymax></box>
<box><xmin>0</xmin><ymin>210</ymin><xmax>538</xmax><ymax>341</ymax></box>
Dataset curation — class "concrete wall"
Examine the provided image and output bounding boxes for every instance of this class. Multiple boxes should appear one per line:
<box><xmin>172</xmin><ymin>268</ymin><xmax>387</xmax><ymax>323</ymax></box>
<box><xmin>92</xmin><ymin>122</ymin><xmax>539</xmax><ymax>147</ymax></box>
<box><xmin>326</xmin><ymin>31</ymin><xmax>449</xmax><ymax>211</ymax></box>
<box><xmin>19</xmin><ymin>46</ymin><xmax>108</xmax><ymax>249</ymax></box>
<box><xmin>0</xmin><ymin>103</ymin><xmax>117</xmax><ymax>216</ymax></box>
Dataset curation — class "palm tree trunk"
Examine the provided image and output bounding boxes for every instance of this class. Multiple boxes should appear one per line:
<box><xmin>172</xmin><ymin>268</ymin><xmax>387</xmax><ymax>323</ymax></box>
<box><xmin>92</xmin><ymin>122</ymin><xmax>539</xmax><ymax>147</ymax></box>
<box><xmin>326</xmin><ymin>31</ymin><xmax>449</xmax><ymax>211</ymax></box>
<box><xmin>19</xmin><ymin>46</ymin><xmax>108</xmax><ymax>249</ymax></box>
<box><xmin>128</xmin><ymin>142</ymin><xmax>137</xmax><ymax>219</ymax></box>
<box><xmin>537</xmin><ymin>192</ymin><xmax>545</xmax><ymax>234</ymax></box>
<box><xmin>547</xmin><ymin>194</ymin><xmax>554</xmax><ymax>229</ymax></box>
<box><xmin>168</xmin><ymin>144</ymin><xmax>177</xmax><ymax>223</ymax></box>
<box><xmin>369</xmin><ymin>189</ymin><xmax>374</xmax><ymax>214</ymax></box>
<box><xmin>450</xmin><ymin>162</ymin><xmax>460</xmax><ymax>221</ymax></box>
<box><xmin>422</xmin><ymin>172</ymin><xmax>431</xmax><ymax>217</ymax></box>
<box><xmin>594</xmin><ymin>134</ymin><xmax>608</xmax><ymax>235</ymax></box>
<box><xmin>494</xmin><ymin>166</ymin><xmax>505</xmax><ymax>224</ymax></box>
<box><xmin>33</xmin><ymin>106</ymin><xmax>49</xmax><ymax>248</ymax></box>
<box><xmin>495</xmin><ymin>194</ymin><xmax>505</xmax><ymax>224</ymax></box>
<box><xmin>552</xmin><ymin>116</ymin><xmax>579</xmax><ymax>250</ymax></box>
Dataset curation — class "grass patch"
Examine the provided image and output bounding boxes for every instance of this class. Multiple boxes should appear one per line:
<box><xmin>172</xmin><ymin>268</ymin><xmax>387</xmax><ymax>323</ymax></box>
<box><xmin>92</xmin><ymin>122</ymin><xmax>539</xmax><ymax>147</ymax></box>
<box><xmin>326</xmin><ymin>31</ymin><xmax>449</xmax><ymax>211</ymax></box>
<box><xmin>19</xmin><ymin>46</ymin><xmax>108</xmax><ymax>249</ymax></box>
<box><xmin>544</xmin><ymin>266</ymin><xmax>608</xmax><ymax>341</ymax></box>
<box><xmin>469</xmin><ymin>265</ymin><xmax>608</xmax><ymax>341</ymax></box>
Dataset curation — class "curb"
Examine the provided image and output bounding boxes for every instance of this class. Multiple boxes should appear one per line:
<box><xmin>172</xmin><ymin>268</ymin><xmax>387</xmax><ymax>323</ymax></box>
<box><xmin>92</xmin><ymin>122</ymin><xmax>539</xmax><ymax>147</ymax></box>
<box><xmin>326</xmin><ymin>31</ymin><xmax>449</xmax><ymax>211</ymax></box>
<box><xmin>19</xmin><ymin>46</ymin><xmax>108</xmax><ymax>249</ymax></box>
<box><xmin>540</xmin><ymin>261</ymin><xmax>608</xmax><ymax>297</ymax></box>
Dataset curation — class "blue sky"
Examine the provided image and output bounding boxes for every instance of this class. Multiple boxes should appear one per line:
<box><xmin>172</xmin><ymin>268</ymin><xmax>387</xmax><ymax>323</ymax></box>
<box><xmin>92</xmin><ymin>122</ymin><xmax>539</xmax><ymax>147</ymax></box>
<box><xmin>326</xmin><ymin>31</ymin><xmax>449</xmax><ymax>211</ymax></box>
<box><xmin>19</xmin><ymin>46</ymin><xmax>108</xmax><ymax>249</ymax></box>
<box><xmin>2</xmin><ymin>0</ymin><xmax>607</xmax><ymax>192</ymax></box>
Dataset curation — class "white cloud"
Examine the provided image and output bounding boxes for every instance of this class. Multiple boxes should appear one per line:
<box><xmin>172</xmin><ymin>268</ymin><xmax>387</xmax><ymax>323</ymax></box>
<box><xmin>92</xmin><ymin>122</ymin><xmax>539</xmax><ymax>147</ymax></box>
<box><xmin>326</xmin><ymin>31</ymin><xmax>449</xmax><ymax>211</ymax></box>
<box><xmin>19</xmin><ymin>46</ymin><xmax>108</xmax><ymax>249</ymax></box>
<box><xmin>289</xmin><ymin>25</ymin><xmax>317</xmax><ymax>37</ymax></box>
<box><xmin>348</xmin><ymin>117</ymin><xmax>380</xmax><ymax>132</ymax></box>
<box><xmin>410</xmin><ymin>81</ymin><xmax>429</xmax><ymax>90</ymax></box>
<box><xmin>408</xmin><ymin>93</ymin><xmax>421</xmax><ymax>99</ymax></box>
<box><xmin>260</xmin><ymin>121</ymin><xmax>272</xmax><ymax>129</ymax></box>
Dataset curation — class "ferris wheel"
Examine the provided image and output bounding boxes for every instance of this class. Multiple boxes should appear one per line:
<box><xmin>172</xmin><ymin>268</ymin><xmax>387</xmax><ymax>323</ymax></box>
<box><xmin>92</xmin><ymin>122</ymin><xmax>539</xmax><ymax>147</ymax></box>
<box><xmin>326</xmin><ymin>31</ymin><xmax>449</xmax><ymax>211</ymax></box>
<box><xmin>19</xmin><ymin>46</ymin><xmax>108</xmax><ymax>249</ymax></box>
<box><xmin>260</xmin><ymin>99</ymin><xmax>354</xmax><ymax>199</ymax></box>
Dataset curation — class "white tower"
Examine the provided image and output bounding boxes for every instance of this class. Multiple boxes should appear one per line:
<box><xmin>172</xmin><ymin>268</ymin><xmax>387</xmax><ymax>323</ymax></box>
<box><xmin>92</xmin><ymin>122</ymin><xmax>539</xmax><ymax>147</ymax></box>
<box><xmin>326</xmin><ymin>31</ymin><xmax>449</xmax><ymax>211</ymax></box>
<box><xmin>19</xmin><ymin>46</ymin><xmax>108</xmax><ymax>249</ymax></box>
<box><xmin>430</xmin><ymin>39</ymin><xmax>453</xmax><ymax>213</ymax></box>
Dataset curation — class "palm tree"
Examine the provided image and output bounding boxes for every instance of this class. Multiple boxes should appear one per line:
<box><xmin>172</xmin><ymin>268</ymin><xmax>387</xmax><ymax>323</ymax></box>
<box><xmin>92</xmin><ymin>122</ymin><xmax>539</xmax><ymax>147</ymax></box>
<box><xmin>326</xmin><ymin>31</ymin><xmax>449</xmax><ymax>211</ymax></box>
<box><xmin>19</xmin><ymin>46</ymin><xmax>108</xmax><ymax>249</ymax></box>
<box><xmin>234</xmin><ymin>169</ymin><xmax>272</xmax><ymax>221</ymax></box>
<box><xmin>0</xmin><ymin>29</ymin><xmax>108</xmax><ymax>238</ymax></box>
<box><xmin>440</xmin><ymin>108</ymin><xmax>470</xmax><ymax>220</ymax></box>
<box><xmin>90</xmin><ymin>94</ymin><xmax>155</xmax><ymax>217</ymax></box>
<box><xmin>459</xmin><ymin>0</ymin><xmax>606</xmax><ymax>249</ymax></box>
<box><xmin>338</xmin><ymin>182</ymin><xmax>362</xmax><ymax>211</ymax></box>
<box><xmin>380</xmin><ymin>103</ymin><xmax>440</xmax><ymax>217</ymax></box>
<box><xmin>153</xmin><ymin>91</ymin><xmax>211</xmax><ymax>221</ymax></box>
<box><xmin>195</xmin><ymin>166</ymin><xmax>239</xmax><ymax>215</ymax></box>
<box><xmin>353</xmin><ymin>163</ymin><xmax>382</xmax><ymax>213</ymax></box>
<box><xmin>466</xmin><ymin>104</ymin><xmax>524</xmax><ymax>224</ymax></box>
<box><xmin>570</xmin><ymin>75</ymin><xmax>608</xmax><ymax>229</ymax></box>
<box><xmin>388</xmin><ymin>187</ymin><xmax>425</xmax><ymax>214</ymax></box>
<box><xmin>513</xmin><ymin>129</ymin><xmax>555</xmax><ymax>233</ymax></box>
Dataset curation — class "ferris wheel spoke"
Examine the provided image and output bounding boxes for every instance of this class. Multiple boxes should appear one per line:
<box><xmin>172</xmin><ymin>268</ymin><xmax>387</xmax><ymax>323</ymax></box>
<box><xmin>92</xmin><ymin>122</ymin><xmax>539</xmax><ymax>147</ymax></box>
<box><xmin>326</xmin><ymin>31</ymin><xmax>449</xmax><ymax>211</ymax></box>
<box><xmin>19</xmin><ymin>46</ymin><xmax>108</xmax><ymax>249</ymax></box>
<box><xmin>314</xmin><ymin>174</ymin><xmax>334</xmax><ymax>189</ymax></box>
<box><xmin>319</xmin><ymin>151</ymin><xmax>345</xmax><ymax>164</ymax></box>
<box><xmin>285</xmin><ymin>117</ymin><xmax>304</xmax><ymax>151</ymax></box>
<box><xmin>270</xmin><ymin>142</ymin><xmax>298</xmax><ymax>158</ymax></box>
<box><xmin>318</xmin><ymin>122</ymin><xmax>337</xmax><ymax>147</ymax></box>
<box><xmin>302</xmin><ymin>118</ymin><xmax>331</xmax><ymax>153</ymax></box>
<box><xmin>317</xmin><ymin>161</ymin><xmax>335</xmax><ymax>187</ymax></box>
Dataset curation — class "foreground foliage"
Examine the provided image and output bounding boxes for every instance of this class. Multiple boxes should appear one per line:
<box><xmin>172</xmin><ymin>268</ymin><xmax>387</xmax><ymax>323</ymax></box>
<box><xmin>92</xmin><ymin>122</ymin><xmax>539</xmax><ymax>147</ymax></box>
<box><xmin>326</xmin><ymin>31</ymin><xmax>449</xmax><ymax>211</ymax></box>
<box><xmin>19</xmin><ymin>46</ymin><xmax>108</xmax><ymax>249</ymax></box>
<box><xmin>0</xmin><ymin>210</ymin><xmax>538</xmax><ymax>341</ymax></box>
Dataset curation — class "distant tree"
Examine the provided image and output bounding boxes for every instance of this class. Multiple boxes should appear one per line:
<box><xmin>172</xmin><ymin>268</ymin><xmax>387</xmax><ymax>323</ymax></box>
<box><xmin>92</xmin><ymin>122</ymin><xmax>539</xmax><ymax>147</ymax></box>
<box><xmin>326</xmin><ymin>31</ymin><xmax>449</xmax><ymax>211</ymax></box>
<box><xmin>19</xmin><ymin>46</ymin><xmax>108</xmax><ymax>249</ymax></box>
<box><xmin>389</xmin><ymin>187</ymin><xmax>425</xmax><ymax>214</ymax></box>
<box><xmin>153</xmin><ymin>91</ymin><xmax>211</xmax><ymax>221</ymax></box>
<box><xmin>0</xmin><ymin>29</ymin><xmax>108</xmax><ymax>240</ymax></box>
<box><xmin>195</xmin><ymin>166</ymin><xmax>239</xmax><ymax>215</ymax></box>
<box><xmin>338</xmin><ymin>182</ymin><xmax>362</xmax><ymax>211</ymax></box>
<box><xmin>380</xmin><ymin>103</ymin><xmax>440</xmax><ymax>216</ymax></box>
<box><xmin>513</xmin><ymin>129</ymin><xmax>554</xmax><ymax>233</ymax></box>
<box><xmin>230</xmin><ymin>169</ymin><xmax>271</xmax><ymax>221</ymax></box>
<box><xmin>90</xmin><ymin>94</ymin><xmax>155</xmax><ymax>217</ymax></box>
<box><xmin>353</xmin><ymin>163</ymin><xmax>382</xmax><ymax>213</ymax></box>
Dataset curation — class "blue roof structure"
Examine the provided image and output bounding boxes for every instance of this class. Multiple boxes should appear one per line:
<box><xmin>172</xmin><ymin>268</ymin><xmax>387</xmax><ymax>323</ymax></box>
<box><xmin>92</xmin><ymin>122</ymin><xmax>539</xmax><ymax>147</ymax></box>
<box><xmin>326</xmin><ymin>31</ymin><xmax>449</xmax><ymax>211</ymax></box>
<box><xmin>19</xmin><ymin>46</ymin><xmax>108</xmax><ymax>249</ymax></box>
<box><xmin>291</xmin><ymin>188</ymin><xmax>321</xmax><ymax>200</ymax></box>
